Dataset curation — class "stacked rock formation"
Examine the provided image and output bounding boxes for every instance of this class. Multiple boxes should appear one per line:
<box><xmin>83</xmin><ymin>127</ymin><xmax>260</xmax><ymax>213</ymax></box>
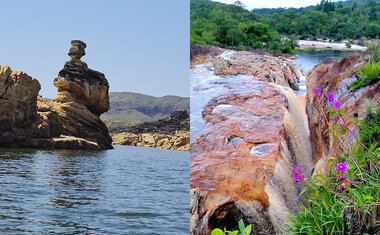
<box><xmin>0</xmin><ymin>40</ymin><xmax>112</xmax><ymax>150</ymax></box>
<box><xmin>305</xmin><ymin>54</ymin><xmax>380</xmax><ymax>172</ymax></box>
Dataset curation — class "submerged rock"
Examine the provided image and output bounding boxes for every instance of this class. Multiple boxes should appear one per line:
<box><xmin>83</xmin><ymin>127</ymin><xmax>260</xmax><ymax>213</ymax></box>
<box><xmin>0</xmin><ymin>40</ymin><xmax>112</xmax><ymax>150</ymax></box>
<box><xmin>305</xmin><ymin>53</ymin><xmax>380</xmax><ymax>172</ymax></box>
<box><xmin>190</xmin><ymin>60</ymin><xmax>311</xmax><ymax>234</ymax></box>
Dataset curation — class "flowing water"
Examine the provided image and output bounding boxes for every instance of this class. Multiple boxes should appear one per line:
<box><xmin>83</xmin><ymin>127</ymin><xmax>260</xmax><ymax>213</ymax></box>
<box><xmin>0</xmin><ymin>145</ymin><xmax>189</xmax><ymax>234</ymax></box>
<box><xmin>294</xmin><ymin>50</ymin><xmax>351</xmax><ymax>96</ymax></box>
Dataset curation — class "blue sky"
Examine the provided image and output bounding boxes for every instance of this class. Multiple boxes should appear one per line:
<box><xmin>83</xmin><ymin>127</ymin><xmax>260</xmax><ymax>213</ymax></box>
<box><xmin>0</xmin><ymin>0</ymin><xmax>189</xmax><ymax>98</ymax></box>
<box><xmin>214</xmin><ymin>0</ymin><xmax>337</xmax><ymax>9</ymax></box>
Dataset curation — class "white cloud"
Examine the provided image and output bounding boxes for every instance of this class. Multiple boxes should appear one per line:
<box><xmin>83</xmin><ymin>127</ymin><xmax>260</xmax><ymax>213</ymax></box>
<box><xmin>212</xmin><ymin>0</ymin><xmax>323</xmax><ymax>10</ymax></box>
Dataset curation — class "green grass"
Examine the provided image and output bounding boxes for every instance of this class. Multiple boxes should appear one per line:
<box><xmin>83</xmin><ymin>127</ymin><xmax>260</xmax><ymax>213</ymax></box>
<box><xmin>350</xmin><ymin>61</ymin><xmax>380</xmax><ymax>91</ymax></box>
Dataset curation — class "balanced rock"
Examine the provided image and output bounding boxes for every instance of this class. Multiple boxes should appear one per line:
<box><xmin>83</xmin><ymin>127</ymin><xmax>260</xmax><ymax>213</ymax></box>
<box><xmin>54</xmin><ymin>40</ymin><xmax>110</xmax><ymax>116</ymax></box>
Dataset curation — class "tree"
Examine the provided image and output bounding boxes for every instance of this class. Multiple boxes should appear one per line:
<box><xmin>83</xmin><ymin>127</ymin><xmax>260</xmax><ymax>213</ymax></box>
<box><xmin>365</xmin><ymin>23</ymin><xmax>380</xmax><ymax>38</ymax></box>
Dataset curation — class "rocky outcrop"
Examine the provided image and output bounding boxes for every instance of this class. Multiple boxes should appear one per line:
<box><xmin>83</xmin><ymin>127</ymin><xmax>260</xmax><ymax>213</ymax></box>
<box><xmin>112</xmin><ymin>130</ymin><xmax>190</xmax><ymax>151</ymax></box>
<box><xmin>110</xmin><ymin>111</ymin><xmax>190</xmax><ymax>151</ymax></box>
<box><xmin>190</xmin><ymin>58</ymin><xmax>311</xmax><ymax>234</ymax></box>
<box><xmin>0</xmin><ymin>40</ymin><xmax>112</xmax><ymax>150</ymax></box>
<box><xmin>190</xmin><ymin>43</ymin><xmax>224</xmax><ymax>68</ymax></box>
<box><xmin>305</xmin><ymin>53</ymin><xmax>380</xmax><ymax>172</ymax></box>
<box><xmin>118</xmin><ymin>110</ymin><xmax>189</xmax><ymax>135</ymax></box>
<box><xmin>213</xmin><ymin>51</ymin><xmax>301</xmax><ymax>90</ymax></box>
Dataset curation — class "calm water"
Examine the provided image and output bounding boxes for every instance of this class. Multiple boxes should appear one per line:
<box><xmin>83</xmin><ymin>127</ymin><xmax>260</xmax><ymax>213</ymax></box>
<box><xmin>0</xmin><ymin>146</ymin><xmax>189</xmax><ymax>234</ymax></box>
<box><xmin>294</xmin><ymin>50</ymin><xmax>352</xmax><ymax>96</ymax></box>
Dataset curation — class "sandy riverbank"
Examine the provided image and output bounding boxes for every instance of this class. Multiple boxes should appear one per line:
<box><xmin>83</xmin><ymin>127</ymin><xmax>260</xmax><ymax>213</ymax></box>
<box><xmin>298</xmin><ymin>40</ymin><xmax>367</xmax><ymax>51</ymax></box>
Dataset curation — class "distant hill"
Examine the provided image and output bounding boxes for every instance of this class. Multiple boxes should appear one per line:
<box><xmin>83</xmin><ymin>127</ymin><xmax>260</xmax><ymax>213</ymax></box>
<box><xmin>101</xmin><ymin>92</ymin><xmax>189</xmax><ymax>132</ymax></box>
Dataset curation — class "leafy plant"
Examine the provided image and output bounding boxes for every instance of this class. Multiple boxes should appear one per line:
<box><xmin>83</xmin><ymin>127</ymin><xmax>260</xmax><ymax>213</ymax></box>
<box><xmin>350</xmin><ymin>61</ymin><xmax>380</xmax><ymax>91</ymax></box>
<box><xmin>211</xmin><ymin>219</ymin><xmax>252</xmax><ymax>235</ymax></box>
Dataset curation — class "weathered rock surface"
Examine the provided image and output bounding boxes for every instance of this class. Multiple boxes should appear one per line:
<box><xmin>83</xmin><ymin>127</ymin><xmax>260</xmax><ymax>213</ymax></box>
<box><xmin>112</xmin><ymin>130</ymin><xmax>190</xmax><ymax>151</ymax></box>
<box><xmin>190</xmin><ymin>59</ymin><xmax>311</xmax><ymax>234</ymax></box>
<box><xmin>305</xmin><ymin>53</ymin><xmax>380</xmax><ymax>172</ymax></box>
<box><xmin>111</xmin><ymin>111</ymin><xmax>190</xmax><ymax>151</ymax></box>
<box><xmin>0</xmin><ymin>40</ymin><xmax>112</xmax><ymax>150</ymax></box>
<box><xmin>190</xmin><ymin>43</ymin><xmax>224</xmax><ymax>68</ymax></box>
<box><xmin>213</xmin><ymin>51</ymin><xmax>301</xmax><ymax>90</ymax></box>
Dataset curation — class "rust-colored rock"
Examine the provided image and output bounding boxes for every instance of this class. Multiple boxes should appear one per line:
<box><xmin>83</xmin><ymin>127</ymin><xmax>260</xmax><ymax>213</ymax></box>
<box><xmin>190</xmin><ymin>61</ymin><xmax>311</xmax><ymax>234</ymax></box>
<box><xmin>213</xmin><ymin>51</ymin><xmax>301</xmax><ymax>90</ymax></box>
<box><xmin>305</xmin><ymin>53</ymin><xmax>380</xmax><ymax>172</ymax></box>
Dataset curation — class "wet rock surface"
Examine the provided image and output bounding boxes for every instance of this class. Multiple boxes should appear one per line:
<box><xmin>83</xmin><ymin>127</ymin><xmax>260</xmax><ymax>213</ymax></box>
<box><xmin>0</xmin><ymin>40</ymin><xmax>112</xmax><ymax>150</ymax></box>
<box><xmin>213</xmin><ymin>51</ymin><xmax>301</xmax><ymax>90</ymax></box>
<box><xmin>305</xmin><ymin>53</ymin><xmax>380</xmax><ymax>172</ymax></box>
<box><xmin>190</xmin><ymin>56</ymin><xmax>311</xmax><ymax>234</ymax></box>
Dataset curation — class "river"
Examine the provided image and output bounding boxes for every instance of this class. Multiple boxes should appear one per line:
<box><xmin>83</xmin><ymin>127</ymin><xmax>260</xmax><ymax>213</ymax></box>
<box><xmin>0</xmin><ymin>145</ymin><xmax>189</xmax><ymax>234</ymax></box>
<box><xmin>294</xmin><ymin>50</ymin><xmax>352</xmax><ymax>96</ymax></box>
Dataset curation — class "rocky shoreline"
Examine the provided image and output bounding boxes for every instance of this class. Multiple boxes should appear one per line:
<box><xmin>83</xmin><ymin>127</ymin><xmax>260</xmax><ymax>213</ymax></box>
<box><xmin>298</xmin><ymin>40</ymin><xmax>367</xmax><ymax>51</ymax></box>
<box><xmin>110</xmin><ymin>110</ymin><xmax>190</xmax><ymax>151</ymax></box>
<box><xmin>112</xmin><ymin>130</ymin><xmax>190</xmax><ymax>151</ymax></box>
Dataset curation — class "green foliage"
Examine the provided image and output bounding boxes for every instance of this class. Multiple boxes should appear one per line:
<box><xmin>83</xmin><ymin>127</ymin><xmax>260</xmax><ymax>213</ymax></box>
<box><xmin>211</xmin><ymin>219</ymin><xmax>252</xmax><ymax>235</ymax></box>
<box><xmin>287</xmin><ymin>103</ymin><xmax>380</xmax><ymax>234</ymax></box>
<box><xmin>190</xmin><ymin>0</ymin><xmax>298</xmax><ymax>54</ymax></box>
<box><xmin>359</xmin><ymin>105</ymin><xmax>380</xmax><ymax>147</ymax></box>
<box><xmin>367</xmin><ymin>42</ymin><xmax>380</xmax><ymax>63</ymax></box>
<box><xmin>346</xmin><ymin>41</ymin><xmax>352</xmax><ymax>48</ymax></box>
<box><xmin>191</xmin><ymin>0</ymin><xmax>380</xmax><ymax>54</ymax></box>
<box><xmin>350</xmin><ymin>61</ymin><xmax>380</xmax><ymax>91</ymax></box>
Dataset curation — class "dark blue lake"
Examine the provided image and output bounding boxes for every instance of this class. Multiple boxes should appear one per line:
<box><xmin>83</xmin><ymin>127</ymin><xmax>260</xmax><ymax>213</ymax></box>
<box><xmin>0</xmin><ymin>145</ymin><xmax>189</xmax><ymax>234</ymax></box>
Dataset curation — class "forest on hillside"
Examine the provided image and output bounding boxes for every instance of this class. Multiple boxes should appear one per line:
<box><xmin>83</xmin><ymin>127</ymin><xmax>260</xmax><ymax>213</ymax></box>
<box><xmin>191</xmin><ymin>0</ymin><xmax>380</xmax><ymax>53</ymax></box>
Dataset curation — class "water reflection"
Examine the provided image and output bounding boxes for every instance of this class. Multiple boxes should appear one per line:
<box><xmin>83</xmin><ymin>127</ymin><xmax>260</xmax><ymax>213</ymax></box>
<box><xmin>0</xmin><ymin>146</ymin><xmax>189</xmax><ymax>234</ymax></box>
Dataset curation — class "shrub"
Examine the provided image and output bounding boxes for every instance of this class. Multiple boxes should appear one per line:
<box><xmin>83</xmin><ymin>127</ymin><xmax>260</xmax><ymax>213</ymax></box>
<box><xmin>350</xmin><ymin>61</ymin><xmax>380</xmax><ymax>91</ymax></box>
<box><xmin>346</xmin><ymin>41</ymin><xmax>351</xmax><ymax>49</ymax></box>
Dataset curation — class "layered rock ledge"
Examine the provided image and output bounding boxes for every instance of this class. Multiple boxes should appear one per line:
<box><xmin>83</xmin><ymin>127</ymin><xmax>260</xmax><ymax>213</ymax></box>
<box><xmin>305</xmin><ymin>53</ymin><xmax>380</xmax><ymax>172</ymax></box>
<box><xmin>0</xmin><ymin>40</ymin><xmax>112</xmax><ymax>150</ymax></box>
<box><xmin>190</xmin><ymin>52</ymin><xmax>311</xmax><ymax>233</ymax></box>
<box><xmin>111</xmin><ymin>111</ymin><xmax>190</xmax><ymax>151</ymax></box>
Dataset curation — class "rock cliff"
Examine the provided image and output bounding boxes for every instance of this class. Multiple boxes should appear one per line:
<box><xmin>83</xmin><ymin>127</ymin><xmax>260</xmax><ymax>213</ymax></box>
<box><xmin>305</xmin><ymin>53</ymin><xmax>380</xmax><ymax>172</ymax></box>
<box><xmin>190</xmin><ymin>51</ymin><xmax>311</xmax><ymax>234</ymax></box>
<box><xmin>0</xmin><ymin>40</ymin><xmax>112</xmax><ymax>150</ymax></box>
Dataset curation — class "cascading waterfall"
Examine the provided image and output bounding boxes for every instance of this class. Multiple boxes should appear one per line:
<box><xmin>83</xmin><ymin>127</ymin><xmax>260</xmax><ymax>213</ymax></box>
<box><xmin>265</xmin><ymin>84</ymin><xmax>313</xmax><ymax>232</ymax></box>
